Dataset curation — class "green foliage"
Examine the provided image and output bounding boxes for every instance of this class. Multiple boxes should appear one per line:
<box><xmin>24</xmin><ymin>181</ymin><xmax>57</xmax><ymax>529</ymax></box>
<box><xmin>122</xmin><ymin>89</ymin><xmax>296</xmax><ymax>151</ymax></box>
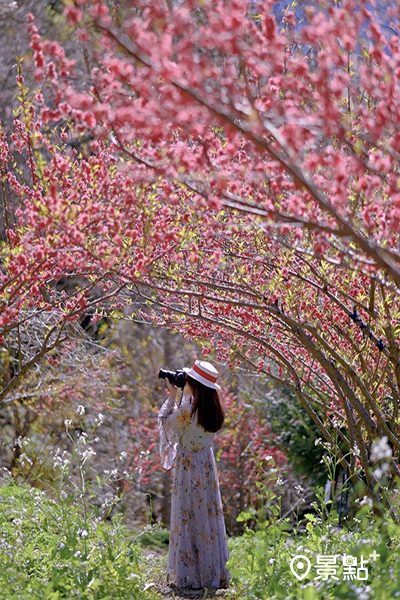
<box><xmin>227</xmin><ymin>482</ymin><xmax>400</xmax><ymax>600</ymax></box>
<box><xmin>0</xmin><ymin>480</ymin><xmax>158</xmax><ymax>599</ymax></box>
<box><xmin>2</xmin><ymin>459</ymin><xmax>400</xmax><ymax>600</ymax></box>
<box><xmin>267</xmin><ymin>387</ymin><xmax>326</xmax><ymax>484</ymax></box>
<box><xmin>137</xmin><ymin>526</ymin><xmax>170</xmax><ymax>550</ymax></box>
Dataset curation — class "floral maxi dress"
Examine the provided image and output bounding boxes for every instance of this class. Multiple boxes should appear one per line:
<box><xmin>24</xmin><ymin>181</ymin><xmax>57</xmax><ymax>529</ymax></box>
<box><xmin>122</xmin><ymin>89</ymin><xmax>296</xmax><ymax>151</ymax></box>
<box><xmin>158</xmin><ymin>394</ymin><xmax>230</xmax><ymax>589</ymax></box>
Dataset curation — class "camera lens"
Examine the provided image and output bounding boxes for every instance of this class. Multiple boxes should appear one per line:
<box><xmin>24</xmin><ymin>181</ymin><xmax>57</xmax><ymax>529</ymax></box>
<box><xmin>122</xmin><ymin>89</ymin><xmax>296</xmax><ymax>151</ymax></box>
<box><xmin>158</xmin><ymin>368</ymin><xmax>186</xmax><ymax>389</ymax></box>
<box><xmin>158</xmin><ymin>369</ymin><xmax>175</xmax><ymax>381</ymax></box>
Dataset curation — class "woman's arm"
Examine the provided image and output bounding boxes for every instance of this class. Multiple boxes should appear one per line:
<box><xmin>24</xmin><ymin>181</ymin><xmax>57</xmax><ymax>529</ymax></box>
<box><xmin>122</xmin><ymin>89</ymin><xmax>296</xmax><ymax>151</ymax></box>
<box><xmin>159</xmin><ymin>380</ymin><xmax>191</xmax><ymax>433</ymax></box>
<box><xmin>158</xmin><ymin>380</ymin><xmax>189</xmax><ymax>469</ymax></box>
<box><xmin>158</xmin><ymin>379</ymin><xmax>179</xmax><ymax>419</ymax></box>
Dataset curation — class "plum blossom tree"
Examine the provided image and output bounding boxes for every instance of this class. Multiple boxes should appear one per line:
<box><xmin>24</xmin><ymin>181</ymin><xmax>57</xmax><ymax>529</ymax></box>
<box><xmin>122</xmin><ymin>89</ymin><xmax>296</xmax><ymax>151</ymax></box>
<box><xmin>1</xmin><ymin>0</ymin><xmax>400</xmax><ymax>510</ymax></box>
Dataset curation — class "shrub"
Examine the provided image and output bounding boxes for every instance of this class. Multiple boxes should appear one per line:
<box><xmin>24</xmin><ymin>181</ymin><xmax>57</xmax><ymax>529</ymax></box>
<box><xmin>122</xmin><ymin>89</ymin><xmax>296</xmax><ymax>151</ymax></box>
<box><xmin>0</xmin><ymin>479</ymin><xmax>159</xmax><ymax>599</ymax></box>
<box><xmin>227</xmin><ymin>482</ymin><xmax>400</xmax><ymax>600</ymax></box>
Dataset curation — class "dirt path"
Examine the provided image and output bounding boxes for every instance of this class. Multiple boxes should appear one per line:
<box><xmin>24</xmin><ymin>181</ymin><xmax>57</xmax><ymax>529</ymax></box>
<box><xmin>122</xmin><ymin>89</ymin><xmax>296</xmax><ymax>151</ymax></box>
<box><xmin>145</xmin><ymin>547</ymin><xmax>239</xmax><ymax>599</ymax></box>
<box><xmin>155</xmin><ymin>582</ymin><xmax>234</xmax><ymax>600</ymax></box>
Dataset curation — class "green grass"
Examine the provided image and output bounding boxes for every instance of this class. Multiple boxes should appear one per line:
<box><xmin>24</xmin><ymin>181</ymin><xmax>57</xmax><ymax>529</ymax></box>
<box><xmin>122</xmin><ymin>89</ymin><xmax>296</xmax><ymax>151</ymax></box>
<box><xmin>226</xmin><ymin>493</ymin><xmax>400</xmax><ymax>600</ymax></box>
<box><xmin>0</xmin><ymin>482</ymin><xmax>160</xmax><ymax>599</ymax></box>
<box><xmin>1</xmin><ymin>480</ymin><xmax>400</xmax><ymax>600</ymax></box>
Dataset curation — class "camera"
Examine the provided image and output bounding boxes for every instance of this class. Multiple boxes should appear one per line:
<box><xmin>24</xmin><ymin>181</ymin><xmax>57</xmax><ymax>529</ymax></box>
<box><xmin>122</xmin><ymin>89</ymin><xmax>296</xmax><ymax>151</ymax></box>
<box><xmin>158</xmin><ymin>368</ymin><xmax>187</xmax><ymax>389</ymax></box>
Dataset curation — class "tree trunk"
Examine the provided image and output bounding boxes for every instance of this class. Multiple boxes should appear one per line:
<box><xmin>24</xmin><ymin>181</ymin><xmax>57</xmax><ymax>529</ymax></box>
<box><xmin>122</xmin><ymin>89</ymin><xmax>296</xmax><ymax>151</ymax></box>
<box><xmin>159</xmin><ymin>330</ymin><xmax>173</xmax><ymax>526</ymax></box>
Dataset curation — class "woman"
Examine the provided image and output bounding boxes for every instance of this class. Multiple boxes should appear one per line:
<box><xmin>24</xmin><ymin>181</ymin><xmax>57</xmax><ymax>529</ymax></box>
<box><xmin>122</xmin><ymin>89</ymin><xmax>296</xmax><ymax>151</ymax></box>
<box><xmin>158</xmin><ymin>359</ymin><xmax>230</xmax><ymax>590</ymax></box>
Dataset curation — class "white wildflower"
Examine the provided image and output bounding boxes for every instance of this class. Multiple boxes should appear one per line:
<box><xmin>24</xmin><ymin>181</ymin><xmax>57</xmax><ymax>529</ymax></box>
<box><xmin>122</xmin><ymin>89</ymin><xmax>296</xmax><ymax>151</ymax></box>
<box><xmin>360</xmin><ymin>495</ymin><xmax>373</xmax><ymax>507</ymax></box>
<box><xmin>96</xmin><ymin>413</ymin><xmax>105</xmax><ymax>425</ymax></box>
<box><xmin>77</xmin><ymin>528</ymin><xmax>89</xmax><ymax>539</ymax></box>
<box><xmin>81</xmin><ymin>447</ymin><xmax>96</xmax><ymax>464</ymax></box>
<box><xmin>353</xmin><ymin>443</ymin><xmax>361</xmax><ymax>457</ymax></box>
<box><xmin>373</xmin><ymin>463</ymin><xmax>390</xmax><ymax>481</ymax></box>
<box><xmin>53</xmin><ymin>455</ymin><xmax>63</xmax><ymax>468</ymax></box>
<box><xmin>101</xmin><ymin>493</ymin><xmax>118</xmax><ymax>509</ymax></box>
<box><xmin>19</xmin><ymin>453</ymin><xmax>32</xmax><ymax>466</ymax></box>
<box><xmin>76</xmin><ymin>405</ymin><xmax>85</xmax><ymax>416</ymax></box>
<box><xmin>370</xmin><ymin>436</ymin><xmax>392</xmax><ymax>462</ymax></box>
<box><xmin>77</xmin><ymin>431</ymin><xmax>88</xmax><ymax>446</ymax></box>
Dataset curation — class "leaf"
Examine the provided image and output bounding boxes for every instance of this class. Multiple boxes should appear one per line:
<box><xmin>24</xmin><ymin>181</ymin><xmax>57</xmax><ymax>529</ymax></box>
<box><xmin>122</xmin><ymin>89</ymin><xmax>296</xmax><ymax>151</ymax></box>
<box><xmin>305</xmin><ymin>513</ymin><xmax>317</xmax><ymax>523</ymax></box>
<box><xmin>236</xmin><ymin>510</ymin><xmax>255</xmax><ymax>522</ymax></box>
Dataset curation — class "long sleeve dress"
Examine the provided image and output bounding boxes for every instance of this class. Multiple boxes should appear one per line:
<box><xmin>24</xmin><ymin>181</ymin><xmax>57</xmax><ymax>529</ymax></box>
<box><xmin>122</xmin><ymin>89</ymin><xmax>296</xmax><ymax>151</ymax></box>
<box><xmin>158</xmin><ymin>393</ymin><xmax>230</xmax><ymax>589</ymax></box>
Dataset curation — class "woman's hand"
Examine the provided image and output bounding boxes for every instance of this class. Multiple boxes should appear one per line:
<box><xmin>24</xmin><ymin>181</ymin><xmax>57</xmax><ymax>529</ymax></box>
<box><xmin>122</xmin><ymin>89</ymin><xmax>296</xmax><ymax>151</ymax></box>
<box><xmin>166</xmin><ymin>378</ymin><xmax>178</xmax><ymax>401</ymax></box>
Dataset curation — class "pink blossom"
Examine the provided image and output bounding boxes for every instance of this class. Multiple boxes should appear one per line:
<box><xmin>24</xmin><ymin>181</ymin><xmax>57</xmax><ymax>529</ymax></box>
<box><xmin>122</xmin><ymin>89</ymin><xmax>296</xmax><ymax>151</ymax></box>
<box><xmin>64</xmin><ymin>6</ymin><xmax>83</xmax><ymax>25</ymax></box>
<box><xmin>65</xmin><ymin>88</ymin><xmax>94</xmax><ymax>110</ymax></box>
<box><xmin>83</xmin><ymin>111</ymin><xmax>96</xmax><ymax>128</ymax></box>
<box><xmin>30</xmin><ymin>34</ymin><xmax>42</xmax><ymax>51</ymax></box>
<box><xmin>77</xmin><ymin>29</ymin><xmax>91</xmax><ymax>43</ymax></box>
<box><xmin>390</xmin><ymin>208</ymin><xmax>400</xmax><ymax>232</ymax></box>
<box><xmin>90</xmin><ymin>2</ymin><xmax>111</xmax><ymax>22</ymax></box>
<box><xmin>34</xmin><ymin>52</ymin><xmax>45</xmax><ymax>69</ymax></box>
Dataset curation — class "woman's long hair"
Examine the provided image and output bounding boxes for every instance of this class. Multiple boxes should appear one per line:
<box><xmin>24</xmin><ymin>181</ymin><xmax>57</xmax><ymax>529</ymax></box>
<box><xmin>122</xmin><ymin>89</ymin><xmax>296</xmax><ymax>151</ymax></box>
<box><xmin>187</xmin><ymin>375</ymin><xmax>225</xmax><ymax>432</ymax></box>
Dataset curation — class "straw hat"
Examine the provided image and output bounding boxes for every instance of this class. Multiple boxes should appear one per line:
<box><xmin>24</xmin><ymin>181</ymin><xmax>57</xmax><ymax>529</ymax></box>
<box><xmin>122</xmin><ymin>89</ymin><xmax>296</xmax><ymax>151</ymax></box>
<box><xmin>183</xmin><ymin>360</ymin><xmax>221</xmax><ymax>390</ymax></box>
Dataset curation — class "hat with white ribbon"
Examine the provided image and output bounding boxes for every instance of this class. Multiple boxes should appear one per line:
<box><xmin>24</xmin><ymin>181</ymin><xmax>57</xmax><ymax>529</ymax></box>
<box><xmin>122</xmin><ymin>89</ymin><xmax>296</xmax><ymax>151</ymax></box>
<box><xmin>183</xmin><ymin>360</ymin><xmax>221</xmax><ymax>390</ymax></box>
